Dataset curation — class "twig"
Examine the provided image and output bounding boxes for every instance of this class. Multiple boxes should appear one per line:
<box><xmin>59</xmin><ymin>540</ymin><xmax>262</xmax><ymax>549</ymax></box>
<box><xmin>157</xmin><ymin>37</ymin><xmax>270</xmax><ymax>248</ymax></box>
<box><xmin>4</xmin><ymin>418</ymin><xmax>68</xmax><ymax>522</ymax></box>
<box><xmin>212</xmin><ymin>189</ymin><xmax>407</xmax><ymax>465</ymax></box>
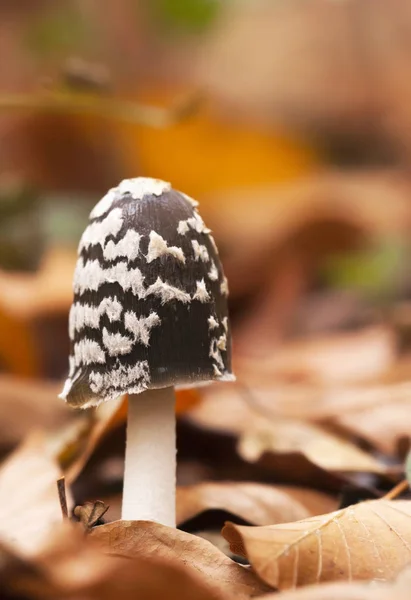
<box><xmin>0</xmin><ymin>91</ymin><xmax>202</xmax><ymax>127</ymax></box>
<box><xmin>383</xmin><ymin>479</ymin><xmax>409</xmax><ymax>500</ymax></box>
<box><xmin>57</xmin><ymin>476</ymin><xmax>69</xmax><ymax>519</ymax></box>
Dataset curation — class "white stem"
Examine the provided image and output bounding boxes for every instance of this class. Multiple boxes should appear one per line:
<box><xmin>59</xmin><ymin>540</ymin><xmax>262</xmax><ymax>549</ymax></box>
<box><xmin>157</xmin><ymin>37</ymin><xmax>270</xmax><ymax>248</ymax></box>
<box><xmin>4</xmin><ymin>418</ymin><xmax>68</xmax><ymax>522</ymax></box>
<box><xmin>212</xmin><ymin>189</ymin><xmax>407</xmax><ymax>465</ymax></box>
<box><xmin>122</xmin><ymin>387</ymin><xmax>176</xmax><ymax>526</ymax></box>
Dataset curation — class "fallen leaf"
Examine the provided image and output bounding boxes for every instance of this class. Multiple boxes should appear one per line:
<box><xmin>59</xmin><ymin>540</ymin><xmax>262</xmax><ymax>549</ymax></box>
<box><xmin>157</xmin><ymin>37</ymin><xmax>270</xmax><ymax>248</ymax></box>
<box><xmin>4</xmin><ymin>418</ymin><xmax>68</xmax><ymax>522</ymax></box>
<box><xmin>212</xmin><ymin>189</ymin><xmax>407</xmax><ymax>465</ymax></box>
<box><xmin>236</xmin><ymin>326</ymin><xmax>396</xmax><ymax>386</ymax></box>
<box><xmin>0</xmin><ymin>433</ymin><xmax>72</xmax><ymax>555</ymax></box>
<box><xmin>123</xmin><ymin>87</ymin><xmax>316</xmax><ymax>202</ymax></box>
<box><xmin>55</xmin><ymin>395</ymin><xmax>124</xmax><ymax>483</ymax></box>
<box><xmin>1</xmin><ymin>523</ymin><xmax>227</xmax><ymax>600</ymax></box>
<box><xmin>0</xmin><ymin>246</ymin><xmax>75</xmax><ymax>319</ymax></box>
<box><xmin>188</xmin><ymin>389</ymin><xmax>391</xmax><ymax>476</ymax></box>
<box><xmin>0</xmin><ymin>246</ymin><xmax>76</xmax><ymax>378</ymax></box>
<box><xmin>177</xmin><ymin>482</ymin><xmax>337</xmax><ymax>527</ymax></box>
<box><xmin>261</xmin><ymin>566</ymin><xmax>411</xmax><ymax>600</ymax></box>
<box><xmin>327</xmin><ymin>383</ymin><xmax>411</xmax><ymax>457</ymax></box>
<box><xmin>91</xmin><ymin>520</ymin><xmax>269</xmax><ymax>597</ymax></box>
<box><xmin>0</xmin><ymin>375</ymin><xmax>70</xmax><ymax>453</ymax></box>
<box><xmin>238</xmin><ymin>418</ymin><xmax>392</xmax><ymax>476</ymax></box>
<box><xmin>222</xmin><ymin>499</ymin><xmax>411</xmax><ymax>590</ymax></box>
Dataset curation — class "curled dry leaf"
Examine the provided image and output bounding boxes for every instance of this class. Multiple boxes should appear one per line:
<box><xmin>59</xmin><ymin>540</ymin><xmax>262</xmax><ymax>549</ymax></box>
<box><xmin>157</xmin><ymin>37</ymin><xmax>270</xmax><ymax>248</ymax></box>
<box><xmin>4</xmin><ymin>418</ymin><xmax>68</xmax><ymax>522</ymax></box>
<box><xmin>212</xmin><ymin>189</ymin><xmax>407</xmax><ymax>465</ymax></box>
<box><xmin>320</xmin><ymin>382</ymin><xmax>411</xmax><ymax>457</ymax></box>
<box><xmin>1</xmin><ymin>523</ymin><xmax>227</xmax><ymax>600</ymax></box>
<box><xmin>55</xmin><ymin>395</ymin><xmax>125</xmax><ymax>483</ymax></box>
<box><xmin>222</xmin><ymin>499</ymin><xmax>411</xmax><ymax>590</ymax></box>
<box><xmin>245</xmin><ymin>382</ymin><xmax>411</xmax><ymax>458</ymax></box>
<box><xmin>0</xmin><ymin>434</ymin><xmax>72</xmax><ymax>555</ymax></box>
<box><xmin>188</xmin><ymin>389</ymin><xmax>391</xmax><ymax>476</ymax></box>
<box><xmin>74</xmin><ymin>501</ymin><xmax>109</xmax><ymax>531</ymax></box>
<box><xmin>91</xmin><ymin>520</ymin><xmax>270</xmax><ymax>597</ymax></box>
<box><xmin>177</xmin><ymin>482</ymin><xmax>337</xmax><ymax>527</ymax></box>
<box><xmin>238</xmin><ymin>418</ymin><xmax>393</xmax><ymax>476</ymax></box>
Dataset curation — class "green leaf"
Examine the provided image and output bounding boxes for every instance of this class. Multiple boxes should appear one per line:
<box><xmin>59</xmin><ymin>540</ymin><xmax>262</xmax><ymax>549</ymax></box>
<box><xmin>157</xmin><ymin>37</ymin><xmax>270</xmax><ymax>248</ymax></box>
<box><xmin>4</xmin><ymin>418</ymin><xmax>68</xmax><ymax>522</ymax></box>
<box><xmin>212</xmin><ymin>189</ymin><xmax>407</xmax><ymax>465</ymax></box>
<box><xmin>148</xmin><ymin>0</ymin><xmax>220</xmax><ymax>33</ymax></box>
<box><xmin>322</xmin><ymin>237</ymin><xmax>407</xmax><ymax>300</ymax></box>
<box><xmin>40</xmin><ymin>193</ymin><xmax>96</xmax><ymax>245</ymax></box>
<box><xmin>24</xmin><ymin>6</ymin><xmax>92</xmax><ymax>58</ymax></box>
<box><xmin>405</xmin><ymin>451</ymin><xmax>411</xmax><ymax>488</ymax></box>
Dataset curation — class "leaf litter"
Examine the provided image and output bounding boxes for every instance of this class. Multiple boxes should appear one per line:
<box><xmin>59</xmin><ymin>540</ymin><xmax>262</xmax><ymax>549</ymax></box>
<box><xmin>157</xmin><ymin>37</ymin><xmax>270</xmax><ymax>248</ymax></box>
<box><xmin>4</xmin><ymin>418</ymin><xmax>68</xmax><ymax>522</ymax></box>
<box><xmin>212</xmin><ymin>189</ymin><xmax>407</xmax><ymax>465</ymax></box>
<box><xmin>1</xmin><ymin>318</ymin><xmax>410</xmax><ymax>598</ymax></box>
<box><xmin>187</xmin><ymin>384</ymin><xmax>397</xmax><ymax>476</ymax></box>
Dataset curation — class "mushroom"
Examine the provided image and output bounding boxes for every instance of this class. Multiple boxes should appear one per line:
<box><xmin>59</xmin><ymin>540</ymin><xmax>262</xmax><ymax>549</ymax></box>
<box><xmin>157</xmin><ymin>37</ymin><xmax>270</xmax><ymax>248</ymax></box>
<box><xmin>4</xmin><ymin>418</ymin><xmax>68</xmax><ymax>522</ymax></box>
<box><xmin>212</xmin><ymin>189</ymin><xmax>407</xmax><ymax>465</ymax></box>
<box><xmin>59</xmin><ymin>177</ymin><xmax>234</xmax><ymax>526</ymax></box>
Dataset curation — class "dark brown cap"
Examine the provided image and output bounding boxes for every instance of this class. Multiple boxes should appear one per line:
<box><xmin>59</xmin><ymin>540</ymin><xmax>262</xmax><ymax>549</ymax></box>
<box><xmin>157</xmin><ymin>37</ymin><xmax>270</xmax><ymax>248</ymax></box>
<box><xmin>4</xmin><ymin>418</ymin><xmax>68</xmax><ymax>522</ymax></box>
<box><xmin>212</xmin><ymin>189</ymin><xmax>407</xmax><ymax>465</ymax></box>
<box><xmin>60</xmin><ymin>178</ymin><xmax>234</xmax><ymax>408</ymax></box>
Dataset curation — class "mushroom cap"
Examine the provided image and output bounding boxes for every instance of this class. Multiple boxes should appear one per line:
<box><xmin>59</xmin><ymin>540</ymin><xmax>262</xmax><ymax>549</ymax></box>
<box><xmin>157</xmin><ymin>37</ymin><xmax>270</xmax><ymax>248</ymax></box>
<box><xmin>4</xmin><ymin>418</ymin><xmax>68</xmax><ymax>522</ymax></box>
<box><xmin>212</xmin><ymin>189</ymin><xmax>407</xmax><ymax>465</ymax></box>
<box><xmin>60</xmin><ymin>178</ymin><xmax>234</xmax><ymax>408</ymax></box>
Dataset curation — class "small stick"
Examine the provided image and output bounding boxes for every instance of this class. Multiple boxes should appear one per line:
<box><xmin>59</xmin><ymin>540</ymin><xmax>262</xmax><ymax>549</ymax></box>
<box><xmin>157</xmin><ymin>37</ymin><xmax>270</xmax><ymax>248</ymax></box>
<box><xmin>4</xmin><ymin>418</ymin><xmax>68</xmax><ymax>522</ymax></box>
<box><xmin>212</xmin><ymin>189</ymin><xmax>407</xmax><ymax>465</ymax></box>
<box><xmin>57</xmin><ymin>476</ymin><xmax>69</xmax><ymax>519</ymax></box>
<box><xmin>383</xmin><ymin>479</ymin><xmax>409</xmax><ymax>500</ymax></box>
<box><xmin>0</xmin><ymin>91</ymin><xmax>202</xmax><ymax>128</ymax></box>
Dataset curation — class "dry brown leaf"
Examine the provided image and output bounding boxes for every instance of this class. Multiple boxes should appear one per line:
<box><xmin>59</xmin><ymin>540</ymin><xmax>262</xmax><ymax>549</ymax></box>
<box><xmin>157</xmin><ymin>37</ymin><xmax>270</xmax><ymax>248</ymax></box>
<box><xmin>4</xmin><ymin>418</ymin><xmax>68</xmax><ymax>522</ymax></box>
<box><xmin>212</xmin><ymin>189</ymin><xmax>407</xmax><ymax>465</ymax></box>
<box><xmin>74</xmin><ymin>501</ymin><xmax>110</xmax><ymax>531</ymax></box>
<box><xmin>0</xmin><ymin>433</ymin><xmax>71</xmax><ymax>555</ymax></box>
<box><xmin>54</xmin><ymin>395</ymin><xmax>125</xmax><ymax>483</ymax></box>
<box><xmin>236</xmin><ymin>326</ymin><xmax>396</xmax><ymax>386</ymax></box>
<box><xmin>222</xmin><ymin>499</ymin><xmax>411</xmax><ymax>590</ymax></box>
<box><xmin>91</xmin><ymin>520</ymin><xmax>269</xmax><ymax>597</ymax></box>
<box><xmin>1</xmin><ymin>523</ymin><xmax>227</xmax><ymax>600</ymax></box>
<box><xmin>177</xmin><ymin>482</ymin><xmax>337</xmax><ymax>526</ymax></box>
<box><xmin>0</xmin><ymin>375</ymin><xmax>70</xmax><ymax>452</ymax></box>
<box><xmin>261</xmin><ymin>567</ymin><xmax>411</xmax><ymax>600</ymax></box>
<box><xmin>320</xmin><ymin>384</ymin><xmax>411</xmax><ymax>457</ymax></box>
<box><xmin>238</xmin><ymin>419</ymin><xmax>392</xmax><ymax>475</ymax></box>
<box><xmin>188</xmin><ymin>390</ymin><xmax>391</xmax><ymax>476</ymax></box>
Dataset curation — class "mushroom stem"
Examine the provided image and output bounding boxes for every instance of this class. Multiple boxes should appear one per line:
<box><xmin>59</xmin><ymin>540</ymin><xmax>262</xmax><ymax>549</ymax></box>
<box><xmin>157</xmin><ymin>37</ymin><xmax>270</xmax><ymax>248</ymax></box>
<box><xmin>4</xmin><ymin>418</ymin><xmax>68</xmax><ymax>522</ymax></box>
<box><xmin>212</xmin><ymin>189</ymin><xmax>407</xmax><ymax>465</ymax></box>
<box><xmin>122</xmin><ymin>387</ymin><xmax>176</xmax><ymax>526</ymax></box>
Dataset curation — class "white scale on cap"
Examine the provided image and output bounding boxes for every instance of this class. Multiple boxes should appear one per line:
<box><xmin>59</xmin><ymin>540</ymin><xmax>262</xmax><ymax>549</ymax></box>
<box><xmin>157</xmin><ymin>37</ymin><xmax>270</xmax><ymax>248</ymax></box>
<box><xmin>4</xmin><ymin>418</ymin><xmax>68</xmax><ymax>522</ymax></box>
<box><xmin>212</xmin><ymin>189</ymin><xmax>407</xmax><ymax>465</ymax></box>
<box><xmin>91</xmin><ymin>178</ymin><xmax>172</xmax><ymax>219</ymax></box>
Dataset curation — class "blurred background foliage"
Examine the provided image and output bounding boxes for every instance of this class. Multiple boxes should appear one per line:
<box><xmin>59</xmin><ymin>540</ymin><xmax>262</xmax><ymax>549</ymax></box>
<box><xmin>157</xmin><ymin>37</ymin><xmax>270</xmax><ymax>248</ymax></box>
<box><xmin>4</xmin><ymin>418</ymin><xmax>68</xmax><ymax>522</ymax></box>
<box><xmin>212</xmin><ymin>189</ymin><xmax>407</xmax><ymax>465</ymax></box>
<box><xmin>1</xmin><ymin>0</ymin><xmax>411</xmax><ymax>382</ymax></box>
